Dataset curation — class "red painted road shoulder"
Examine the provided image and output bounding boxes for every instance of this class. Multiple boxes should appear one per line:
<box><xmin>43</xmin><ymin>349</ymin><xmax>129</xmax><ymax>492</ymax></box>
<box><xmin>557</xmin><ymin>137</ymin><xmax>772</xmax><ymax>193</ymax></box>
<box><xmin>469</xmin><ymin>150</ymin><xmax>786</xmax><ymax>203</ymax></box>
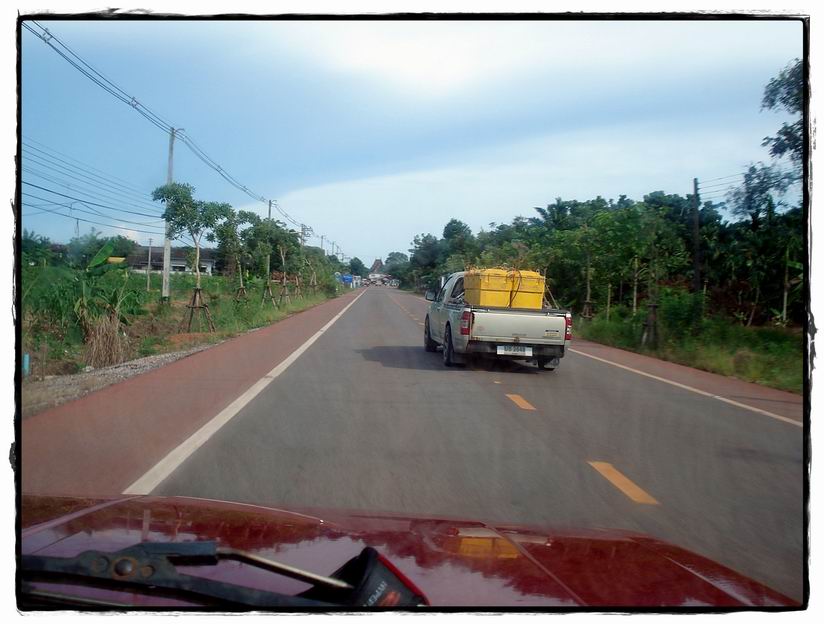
<box><xmin>570</xmin><ymin>339</ymin><xmax>803</xmax><ymax>424</ymax></box>
<box><xmin>22</xmin><ymin>292</ymin><xmax>361</xmax><ymax>497</ymax></box>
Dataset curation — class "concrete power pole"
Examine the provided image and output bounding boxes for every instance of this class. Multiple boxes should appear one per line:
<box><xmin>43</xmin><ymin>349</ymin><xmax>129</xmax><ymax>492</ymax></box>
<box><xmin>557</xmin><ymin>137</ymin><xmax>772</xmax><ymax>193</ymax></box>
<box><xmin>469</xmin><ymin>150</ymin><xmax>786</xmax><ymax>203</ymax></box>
<box><xmin>146</xmin><ymin>238</ymin><xmax>153</xmax><ymax>292</ymax></box>
<box><xmin>692</xmin><ymin>177</ymin><xmax>701</xmax><ymax>293</ymax></box>
<box><xmin>161</xmin><ymin>128</ymin><xmax>178</xmax><ymax>301</ymax></box>
<box><xmin>266</xmin><ymin>199</ymin><xmax>272</xmax><ymax>282</ymax></box>
<box><xmin>300</xmin><ymin>224</ymin><xmax>312</xmax><ymax>249</ymax></box>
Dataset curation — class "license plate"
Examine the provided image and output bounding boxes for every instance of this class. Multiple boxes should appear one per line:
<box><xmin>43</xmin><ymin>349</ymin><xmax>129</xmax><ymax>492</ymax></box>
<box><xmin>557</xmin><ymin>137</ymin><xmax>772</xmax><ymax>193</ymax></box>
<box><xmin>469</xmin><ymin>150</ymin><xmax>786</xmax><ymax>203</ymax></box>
<box><xmin>497</xmin><ymin>345</ymin><xmax>532</xmax><ymax>356</ymax></box>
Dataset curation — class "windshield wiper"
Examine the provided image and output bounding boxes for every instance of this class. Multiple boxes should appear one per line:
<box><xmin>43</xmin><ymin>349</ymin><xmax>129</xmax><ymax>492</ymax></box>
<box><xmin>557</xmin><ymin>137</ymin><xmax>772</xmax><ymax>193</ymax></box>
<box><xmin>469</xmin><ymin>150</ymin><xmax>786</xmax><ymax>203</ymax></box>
<box><xmin>21</xmin><ymin>541</ymin><xmax>342</xmax><ymax>608</ymax></box>
<box><xmin>21</xmin><ymin>541</ymin><xmax>429</xmax><ymax>609</ymax></box>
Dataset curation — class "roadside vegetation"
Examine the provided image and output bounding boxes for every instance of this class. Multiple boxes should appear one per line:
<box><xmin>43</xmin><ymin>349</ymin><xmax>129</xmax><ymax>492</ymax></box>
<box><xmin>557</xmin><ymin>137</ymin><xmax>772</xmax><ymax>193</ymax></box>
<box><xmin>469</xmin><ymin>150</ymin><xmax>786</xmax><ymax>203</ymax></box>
<box><xmin>22</xmin><ymin>208</ymin><xmax>346</xmax><ymax>379</ymax></box>
<box><xmin>384</xmin><ymin>59</ymin><xmax>804</xmax><ymax>393</ymax></box>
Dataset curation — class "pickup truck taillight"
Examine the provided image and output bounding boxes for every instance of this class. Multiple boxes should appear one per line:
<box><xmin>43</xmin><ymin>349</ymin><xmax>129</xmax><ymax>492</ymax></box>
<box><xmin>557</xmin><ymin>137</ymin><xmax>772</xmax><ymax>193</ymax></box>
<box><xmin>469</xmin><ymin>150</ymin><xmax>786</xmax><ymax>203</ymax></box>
<box><xmin>565</xmin><ymin>313</ymin><xmax>573</xmax><ymax>340</ymax></box>
<box><xmin>460</xmin><ymin>310</ymin><xmax>472</xmax><ymax>336</ymax></box>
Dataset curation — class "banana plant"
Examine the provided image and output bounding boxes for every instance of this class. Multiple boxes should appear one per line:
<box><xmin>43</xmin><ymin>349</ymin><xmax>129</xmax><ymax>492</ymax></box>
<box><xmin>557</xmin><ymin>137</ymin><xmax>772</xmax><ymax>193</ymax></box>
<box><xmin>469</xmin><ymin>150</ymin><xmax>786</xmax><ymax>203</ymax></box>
<box><xmin>73</xmin><ymin>240</ymin><xmax>115</xmax><ymax>337</ymax></box>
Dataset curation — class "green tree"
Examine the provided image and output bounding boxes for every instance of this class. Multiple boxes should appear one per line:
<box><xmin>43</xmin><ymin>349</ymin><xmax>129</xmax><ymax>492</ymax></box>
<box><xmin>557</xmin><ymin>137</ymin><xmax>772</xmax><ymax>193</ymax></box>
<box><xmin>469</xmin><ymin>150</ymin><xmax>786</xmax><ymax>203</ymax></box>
<box><xmin>22</xmin><ymin>229</ymin><xmax>53</xmax><ymax>266</ymax></box>
<box><xmin>408</xmin><ymin>233</ymin><xmax>444</xmax><ymax>289</ymax></box>
<box><xmin>762</xmin><ymin>58</ymin><xmax>803</xmax><ymax>168</ymax></box>
<box><xmin>348</xmin><ymin>257</ymin><xmax>367</xmax><ymax>276</ymax></box>
<box><xmin>152</xmin><ymin>182</ymin><xmax>231</xmax><ymax>289</ymax></box>
<box><xmin>206</xmin><ymin>207</ymin><xmax>254</xmax><ymax>292</ymax></box>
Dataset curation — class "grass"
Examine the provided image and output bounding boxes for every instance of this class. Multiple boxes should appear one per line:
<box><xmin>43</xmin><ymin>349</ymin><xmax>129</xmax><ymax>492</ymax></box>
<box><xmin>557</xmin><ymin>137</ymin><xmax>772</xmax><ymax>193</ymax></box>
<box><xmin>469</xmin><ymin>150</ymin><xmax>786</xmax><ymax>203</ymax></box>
<box><xmin>576</xmin><ymin>311</ymin><xmax>803</xmax><ymax>394</ymax></box>
<box><xmin>22</xmin><ymin>269</ymin><xmax>341</xmax><ymax>377</ymax></box>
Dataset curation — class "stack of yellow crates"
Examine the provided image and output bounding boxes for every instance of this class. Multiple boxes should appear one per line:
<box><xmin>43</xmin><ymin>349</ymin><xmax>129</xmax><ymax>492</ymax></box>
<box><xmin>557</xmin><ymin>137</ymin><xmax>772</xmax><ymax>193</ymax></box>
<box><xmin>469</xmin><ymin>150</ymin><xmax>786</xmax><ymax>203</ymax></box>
<box><xmin>463</xmin><ymin>268</ymin><xmax>546</xmax><ymax>310</ymax></box>
<box><xmin>464</xmin><ymin>268</ymin><xmax>511</xmax><ymax>307</ymax></box>
<box><xmin>507</xmin><ymin>270</ymin><xmax>545</xmax><ymax>310</ymax></box>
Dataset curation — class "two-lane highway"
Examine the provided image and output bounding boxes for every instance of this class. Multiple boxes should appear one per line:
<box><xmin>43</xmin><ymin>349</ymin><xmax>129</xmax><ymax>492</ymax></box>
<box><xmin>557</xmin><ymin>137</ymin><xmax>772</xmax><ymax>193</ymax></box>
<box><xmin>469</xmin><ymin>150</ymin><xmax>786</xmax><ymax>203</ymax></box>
<box><xmin>144</xmin><ymin>287</ymin><xmax>804</xmax><ymax>601</ymax></box>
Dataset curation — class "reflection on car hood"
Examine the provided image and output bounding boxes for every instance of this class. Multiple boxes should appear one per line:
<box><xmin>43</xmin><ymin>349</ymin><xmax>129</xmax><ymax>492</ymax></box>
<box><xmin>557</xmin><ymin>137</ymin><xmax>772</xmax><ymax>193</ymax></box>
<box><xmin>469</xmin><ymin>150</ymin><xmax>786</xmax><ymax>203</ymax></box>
<box><xmin>21</xmin><ymin>495</ymin><xmax>795</xmax><ymax>608</ymax></box>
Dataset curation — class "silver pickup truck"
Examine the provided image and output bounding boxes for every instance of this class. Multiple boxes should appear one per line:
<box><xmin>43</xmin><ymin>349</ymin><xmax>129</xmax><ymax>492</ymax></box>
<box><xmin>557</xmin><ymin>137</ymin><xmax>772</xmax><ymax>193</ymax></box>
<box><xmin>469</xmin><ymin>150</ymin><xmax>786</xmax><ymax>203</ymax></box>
<box><xmin>424</xmin><ymin>271</ymin><xmax>571</xmax><ymax>370</ymax></box>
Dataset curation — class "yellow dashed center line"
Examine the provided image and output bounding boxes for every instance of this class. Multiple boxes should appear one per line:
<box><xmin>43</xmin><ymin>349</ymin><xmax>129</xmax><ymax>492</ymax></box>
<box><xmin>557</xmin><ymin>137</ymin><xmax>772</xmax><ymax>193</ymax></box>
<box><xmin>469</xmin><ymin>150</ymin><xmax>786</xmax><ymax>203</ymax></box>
<box><xmin>588</xmin><ymin>461</ymin><xmax>660</xmax><ymax>505</ymax></box>
<box><xmin>389</xmin><ymin>296</ymin><xmax>426</xmax><ymax>327</ymax></box>
<box><xmin>506</xmin><ymin>394</ymin><xmax>536</xmax><ymax>411</ymax></box>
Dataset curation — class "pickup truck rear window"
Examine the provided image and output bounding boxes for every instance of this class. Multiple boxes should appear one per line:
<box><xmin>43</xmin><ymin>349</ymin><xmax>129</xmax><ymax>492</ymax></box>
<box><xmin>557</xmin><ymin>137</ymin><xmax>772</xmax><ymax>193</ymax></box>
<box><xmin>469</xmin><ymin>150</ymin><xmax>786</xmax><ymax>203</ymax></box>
<box><xmin>451</xmin><ymin>277</ymin><xmax>464</xmax><ymax>300</ymax></box>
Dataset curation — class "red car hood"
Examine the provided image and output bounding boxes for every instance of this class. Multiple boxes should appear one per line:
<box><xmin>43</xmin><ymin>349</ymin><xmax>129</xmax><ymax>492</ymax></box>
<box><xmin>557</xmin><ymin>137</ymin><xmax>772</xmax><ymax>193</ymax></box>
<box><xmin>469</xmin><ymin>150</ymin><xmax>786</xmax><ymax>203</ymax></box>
<box><xmin>21</xmin><ymin>495</ymin><xmax>795</xmax><ymax>608</ymax></box>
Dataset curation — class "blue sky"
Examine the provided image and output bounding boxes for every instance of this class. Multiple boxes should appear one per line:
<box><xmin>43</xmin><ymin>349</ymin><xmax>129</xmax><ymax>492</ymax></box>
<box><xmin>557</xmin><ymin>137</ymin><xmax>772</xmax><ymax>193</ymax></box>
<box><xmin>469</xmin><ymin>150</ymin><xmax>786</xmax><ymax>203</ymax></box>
<box><xmin>20</xmin><ymin>18</ymin><xmax>802</xmax><ymax>264</ymax></box>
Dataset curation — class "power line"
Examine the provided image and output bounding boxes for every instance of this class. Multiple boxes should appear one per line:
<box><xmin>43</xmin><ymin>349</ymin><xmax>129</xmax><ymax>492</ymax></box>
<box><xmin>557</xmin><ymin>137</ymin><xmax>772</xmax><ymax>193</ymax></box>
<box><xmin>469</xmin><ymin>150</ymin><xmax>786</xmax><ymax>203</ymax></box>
<box><xmin>22</xmin><ymin>193</ymin><xmax>166</xmax><ymax>228</ymax></box>
<box><xmin>22</xmin><ymin>143</ymin><xmax>163</xmax><ymax>208</ymax></box>
<box><xmin>20</xmin><ymin>199</ymin><xmax>166</xmax><ymax>235</ymax></box>
<box><xmin>22</xmin><ymin>22</ymin><xmax>172</xmax><ymax>135</ymax></box>
<box><xmin>698</xmin><ymin>180</ymin><xmax>742</xmax><ymax>191</ymax></box>
<box><xmin>700</xmin><ymin>173</ymin><xmax>745</xmax><ymax>183</ymax></box>
<box><xmin>22</xmin><ymin>182</ymin><xmax>169</xmax><ymax>222</ymax></box>
<box><xmin>22</xmin><ymin>163</ymin><xmax>165</xmax><ymax>217</ymax></box>
<box><xmin>699</xmin><ymin>193</ymin><xmax>732</xmax><ymax>201</ymax></box>
<box><xmin>698</xmin><ymin>182</ymin><xmax>740</xmax><ymax>190</ymax></box>
<box><xmin>23</xmin><ymin>135</ymin><xmax>154</xmax><ymax>195</ymax></box>
<box><xmin>22</xmin><ymin>21</ymin><xmax>348</xmax><ymax>259</ymax></box>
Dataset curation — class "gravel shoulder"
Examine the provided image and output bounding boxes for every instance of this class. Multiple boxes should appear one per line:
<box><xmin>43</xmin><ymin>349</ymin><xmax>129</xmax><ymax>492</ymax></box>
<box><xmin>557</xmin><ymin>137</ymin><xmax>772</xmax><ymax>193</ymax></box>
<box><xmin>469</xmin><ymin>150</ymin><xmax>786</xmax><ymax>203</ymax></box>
<box><xmin>21</xmin><ymin>341</ymin><xmax>223</xmax><ymax>419</ymax></box>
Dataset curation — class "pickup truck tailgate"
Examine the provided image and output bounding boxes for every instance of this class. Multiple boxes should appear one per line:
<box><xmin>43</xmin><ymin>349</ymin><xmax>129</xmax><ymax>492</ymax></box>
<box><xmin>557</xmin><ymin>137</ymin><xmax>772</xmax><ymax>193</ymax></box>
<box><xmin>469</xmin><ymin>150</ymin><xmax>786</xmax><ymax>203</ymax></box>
<box><xmin>471</xmin><ymin>309</ymin><xmax>567</xmax><ymax>344</ymax></box>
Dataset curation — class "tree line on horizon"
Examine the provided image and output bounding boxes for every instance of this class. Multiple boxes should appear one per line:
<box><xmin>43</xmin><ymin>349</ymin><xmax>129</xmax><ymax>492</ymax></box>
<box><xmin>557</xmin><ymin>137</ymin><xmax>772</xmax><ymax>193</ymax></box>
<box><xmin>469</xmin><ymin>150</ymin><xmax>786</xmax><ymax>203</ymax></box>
<box><xmin>382</xmin><ymin>59</ymin><xmax>804</xmax><ymax>328</ymax></box>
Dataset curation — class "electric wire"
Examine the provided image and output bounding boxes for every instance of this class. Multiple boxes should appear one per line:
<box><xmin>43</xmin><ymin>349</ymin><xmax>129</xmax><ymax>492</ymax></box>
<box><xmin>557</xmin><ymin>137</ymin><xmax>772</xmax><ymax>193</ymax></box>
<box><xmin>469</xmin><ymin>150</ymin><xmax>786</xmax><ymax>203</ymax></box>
<box><xmin>22</xmin><ymin>163</ymin><xmax>166</xmax><ymax>217</ymax></box>
<box><xmin>23</xmin><ymin>21</ymin><xmax>345</xmax><ymax>256</ymax></box>
<box><xmin>22</xmin><ymin>182</ymin><xmax>168</xmax><ymax>223</ymax></box>
<box><xmin>698</xmin><ymin>180</ymin><xmax>743</xmax><ymax>191</ymax></box>
<box><xmin>21</xmin><ymin>176</ymin><xmax>167</xmax><ymax>221</ymax></box>
<box><xmin>23</xmin><ymin>135</ymin><xmax>154</xmax><ymax>195</ymax></box>
<box><xmin>22</xmin><ymin>143</ymin><xmax>163</xmax><ymax>208</ymax></box>
<box><xmin>22</xmin><ymin>193</ymin><xmax>167</xmax><ymax>228</ymax></box>
<box><xmin>700</xmin><ymin>173</ymin><xmax>745</xmax><ymax>183</ymax></box>
<box><xmin>20</xmin><ymin>198</ymin><xmax>166</xmax><ymax>235</ymax></box>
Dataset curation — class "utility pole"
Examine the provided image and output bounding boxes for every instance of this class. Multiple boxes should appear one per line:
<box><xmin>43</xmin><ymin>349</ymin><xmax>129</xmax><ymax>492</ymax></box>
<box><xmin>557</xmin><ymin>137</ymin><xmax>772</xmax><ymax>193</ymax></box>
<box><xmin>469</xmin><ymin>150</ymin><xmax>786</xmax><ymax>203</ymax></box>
<box><xmin>161</xmin><ymin>128</ymin><xmax>179</xmax><ymax>302</ymax></box>
<box><xmin>692</xmin><ymin>177</ymin><xmax>701</xmax><ymax>293</ymax></box>
<box><xmin>320</xmin><ymin>235</ymin><xmax>325</xmax><ymax>255</ymax></box>
<box><xmin>146</xmin><ymin>238</ymin><xmax>153</xmax><ymax>292</ymax></box>
<box><xmin>261</xmin><ymin>199</ymin><xmax>276</xmax><ymax>307</ymax></box>
<box><xmin>300</xmin><ymin>224</ymin><xmax>312</xmax><ymax>250</ymax></box>
<box><xmin>266</xmin><ymin>199</ymin><xmax>272</xmax><ymax>281</ymax></box>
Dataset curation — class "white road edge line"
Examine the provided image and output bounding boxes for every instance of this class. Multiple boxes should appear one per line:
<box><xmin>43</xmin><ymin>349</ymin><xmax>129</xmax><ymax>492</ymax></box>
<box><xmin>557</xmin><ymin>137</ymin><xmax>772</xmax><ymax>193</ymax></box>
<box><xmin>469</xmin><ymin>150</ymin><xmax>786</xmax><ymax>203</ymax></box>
<box><xmin>123</xmin><ymin>289</ymin><xmax>368</xmax><ymax>495</ymax></box>
<box><xmin>568</xmin><ymin>348</ymin><xmax>802</xmax><ymax>428</ymax></box>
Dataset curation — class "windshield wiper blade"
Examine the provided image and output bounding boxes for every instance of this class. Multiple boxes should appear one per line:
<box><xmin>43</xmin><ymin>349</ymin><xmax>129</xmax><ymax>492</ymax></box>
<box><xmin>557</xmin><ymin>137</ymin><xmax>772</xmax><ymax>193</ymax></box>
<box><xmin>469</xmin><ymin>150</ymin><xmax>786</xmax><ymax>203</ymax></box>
<box><xmin>22</xmin><ymin>541</ymin><xmax>336</xmax><ymax>608</ymax></box>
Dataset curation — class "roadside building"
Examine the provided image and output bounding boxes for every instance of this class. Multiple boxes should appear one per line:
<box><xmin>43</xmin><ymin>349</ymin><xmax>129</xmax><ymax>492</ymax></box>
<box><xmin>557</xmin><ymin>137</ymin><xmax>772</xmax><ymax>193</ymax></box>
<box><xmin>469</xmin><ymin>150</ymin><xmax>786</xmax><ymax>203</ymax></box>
<box><xmin>126</xmin><ymin>245</ymin><xmax>216</xmax><ymax>276</ymax></box>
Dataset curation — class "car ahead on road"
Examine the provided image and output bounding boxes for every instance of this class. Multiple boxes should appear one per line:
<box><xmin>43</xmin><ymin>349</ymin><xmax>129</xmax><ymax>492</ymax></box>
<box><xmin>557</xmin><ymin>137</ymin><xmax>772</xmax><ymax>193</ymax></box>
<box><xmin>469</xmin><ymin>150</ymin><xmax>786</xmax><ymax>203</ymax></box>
<box><xmin>20</xmin><ymin>494</ymin><xmax>796</xmax><ymax>609</ymax></box>
<box><xmin>424</xmin><ymin>271</ymin><xmax>572</xmax><ymax>370</ymax></box>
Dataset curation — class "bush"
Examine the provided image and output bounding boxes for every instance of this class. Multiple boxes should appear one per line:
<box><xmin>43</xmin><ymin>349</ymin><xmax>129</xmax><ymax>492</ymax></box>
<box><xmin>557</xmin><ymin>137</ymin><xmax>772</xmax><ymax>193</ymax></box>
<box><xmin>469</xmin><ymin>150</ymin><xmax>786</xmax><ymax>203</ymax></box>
<box><xmin>658</xmin><ymin>287</ymin><xmax>703</xmax><ymax>341</ymax></box>
<box><xmin>578</xmin><ymin>306</ymin><xmax>802</xmax><ymax>393</ymax></box>
<box><xmin>578</xmin><ymin>313</ymin><xmax>644</xmax><ymax>350</ymax></box>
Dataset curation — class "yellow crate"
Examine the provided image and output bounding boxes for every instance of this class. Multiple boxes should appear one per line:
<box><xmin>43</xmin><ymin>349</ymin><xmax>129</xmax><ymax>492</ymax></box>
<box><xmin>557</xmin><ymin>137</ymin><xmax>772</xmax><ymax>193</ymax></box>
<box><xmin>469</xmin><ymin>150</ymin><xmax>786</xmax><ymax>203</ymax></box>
<box><xmin>464</xmin><ymin>287</ymin><xmax>512</xmax><ymax>308</ymax></box>
<box><xmin>508</xmin><ymin>270</ymin><xmax>545</xmax><ymax>309</ymax></box>
<box><xmin>464</xmin><ymin>269</ymin><xmax>511</xmax><ymax>308</ymax></box>
<box><xmin>464</xmin><ymin>268</ymin><xmax>509</xmax><ymax>292</ymax></box>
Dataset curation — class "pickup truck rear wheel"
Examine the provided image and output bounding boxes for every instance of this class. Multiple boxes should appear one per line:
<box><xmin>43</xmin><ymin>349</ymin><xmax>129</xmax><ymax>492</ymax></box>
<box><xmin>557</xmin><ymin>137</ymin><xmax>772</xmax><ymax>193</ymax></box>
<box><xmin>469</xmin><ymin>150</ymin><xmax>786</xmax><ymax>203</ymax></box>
<box><xmin>424</xmin><ymin>318</ymin><xmax>438</xmax><ymax>352</ymax></box>
<box><xmin>442</xmin><ymin>325</ymin><xmax>455</xmax><ymax>367</ymax></box>
<box><xmin>537</xmin><ymin>357</ymin><xmax>559</xmax><ymax>371</ymax></box>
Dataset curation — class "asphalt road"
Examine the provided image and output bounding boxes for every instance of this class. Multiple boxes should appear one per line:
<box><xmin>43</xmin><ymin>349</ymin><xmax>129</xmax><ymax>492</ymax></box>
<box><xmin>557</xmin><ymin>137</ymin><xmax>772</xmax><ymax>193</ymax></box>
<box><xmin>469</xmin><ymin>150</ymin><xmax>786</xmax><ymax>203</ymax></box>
<box><xmin>150</xmin><ymin>286</ymin><xmax>804</xmax><ymax>601</ymax></box>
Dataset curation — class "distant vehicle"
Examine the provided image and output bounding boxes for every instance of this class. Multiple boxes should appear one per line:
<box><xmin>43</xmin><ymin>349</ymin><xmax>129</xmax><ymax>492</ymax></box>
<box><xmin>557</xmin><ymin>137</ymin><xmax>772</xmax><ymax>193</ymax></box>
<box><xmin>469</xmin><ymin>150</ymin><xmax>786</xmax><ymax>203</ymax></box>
<box><xmin>20</xmin><ymin>494</ymin><xmax>796</xmax><ymax>608</ymax></box>
<box><xmin>424</xmin><ymin>271</ymin><xmax>571</xmax><ymax>370</ymax></box>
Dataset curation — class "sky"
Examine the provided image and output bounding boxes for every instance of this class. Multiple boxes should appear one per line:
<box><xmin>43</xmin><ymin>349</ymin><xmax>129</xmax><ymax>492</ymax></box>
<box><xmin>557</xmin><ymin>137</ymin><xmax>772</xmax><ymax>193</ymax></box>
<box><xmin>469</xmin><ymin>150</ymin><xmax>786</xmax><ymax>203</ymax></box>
<box><xmin>19</xmin><ymin>17</ymin><xmax>802</xmax><ymax>265</ymax></box>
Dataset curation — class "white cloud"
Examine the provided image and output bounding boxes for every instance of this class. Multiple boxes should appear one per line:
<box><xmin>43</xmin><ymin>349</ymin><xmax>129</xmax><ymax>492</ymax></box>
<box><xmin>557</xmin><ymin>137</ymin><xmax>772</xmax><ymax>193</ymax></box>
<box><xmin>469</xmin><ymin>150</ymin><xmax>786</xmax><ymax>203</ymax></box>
<box><xmin>277</xmin><ymin>115</ymin><xmax>786</xmax><ymax>261</ymax></box>
<box><xmin>264</xmin><ymin>20</ymin><xmax>800</xmax><ymax>99</ymax></box>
